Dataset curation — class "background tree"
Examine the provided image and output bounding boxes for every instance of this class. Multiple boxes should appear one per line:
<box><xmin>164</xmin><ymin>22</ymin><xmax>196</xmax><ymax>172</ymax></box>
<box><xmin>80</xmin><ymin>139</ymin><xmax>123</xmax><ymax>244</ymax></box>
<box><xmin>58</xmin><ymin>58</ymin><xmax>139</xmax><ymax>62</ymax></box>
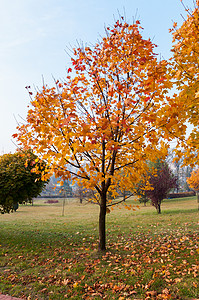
<box><xmin>61</xmin><ymin>180</ymin><xmax>73</xmax><ymax>197</ymax></box>
<box><xmin>187</xmin><ymin>168</ymin><xmax>199</xmax><ymax>210</ymax></box>
<box><xmin>0</xmin><ymin>150</ymin><xmax>48</xmax><ymax>213</ymax></box>
<box><xmin>171</xmin><ymin>0</ymin><xmax>199</xmax><ymax>166</ymax></box>
<box><xmin>14</xmin><ymin>19</ymin><xmax>185</xmax><ymax>251</ymax></box>
<box><xmin>135</xmin><ymin>160</ymin><xmax>177</xmax><ymax>213</ymax></box>
<box><xmin>40</xmin><ymin>177</ymin><xmax>55</xmax><ymax>197</ymax></box>
<box><xmin>74</xmin><ymin>184</ymin><xmax>84</xmax><ymax>204</ymax></box>
<box><xmin>183</xmin><ymin>165</ymin><xmax>193</xmax><ymax>191</ymax></box>
<box><xmin>41</xmin><ymin>175</ymin><xmax>73</xmax><ymax>197</ymax></box>
<box><xmin>133</xmin><ymin>172</ymin><xmax>151</xmax><ymax>206</ymax></box>
<box><xmin>74</xmin><ymin>184</ymin><xmax>96</xmax><ymax>204</ymax></box>
<box><xmin>147</xmin><ymin>160</ymin><xmax>178</xmax><ymax>213</ymax></box>
<box><xmin>167</xmin><ymin>149</ymin><xmax>193</xmax><ymax>192</ymax></box>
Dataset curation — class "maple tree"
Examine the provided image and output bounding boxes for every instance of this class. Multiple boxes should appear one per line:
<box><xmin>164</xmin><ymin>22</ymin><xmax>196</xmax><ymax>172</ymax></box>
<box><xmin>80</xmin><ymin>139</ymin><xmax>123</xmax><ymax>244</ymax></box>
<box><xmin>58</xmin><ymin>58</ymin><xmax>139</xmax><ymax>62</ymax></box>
<box><xmin>14</xmin><ymin>19</ymin><xmax>185</xmax><ymax>250</ymax></box>
<box><xmin>170</xmin><ymin>0</ymin><xmax>199</xmax><ymax>166</ymax></box>
<box><xmin>187</xmin><ymin>168</ymin><xmax>199</xmax><ymax>209</ymax></box>
<box><xmin>0</xmin><ymin>150</ymin><xmax>48</xmax><ymax>213</ymax></box>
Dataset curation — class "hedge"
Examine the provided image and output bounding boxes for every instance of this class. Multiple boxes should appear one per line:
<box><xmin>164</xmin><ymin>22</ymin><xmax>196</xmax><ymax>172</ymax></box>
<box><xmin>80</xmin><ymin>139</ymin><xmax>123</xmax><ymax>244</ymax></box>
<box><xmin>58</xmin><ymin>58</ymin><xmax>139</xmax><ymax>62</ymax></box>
<box><xmin>168</xmin><ymin>191</ymin><xmax>196</xmax><ymax>199</ymax></box>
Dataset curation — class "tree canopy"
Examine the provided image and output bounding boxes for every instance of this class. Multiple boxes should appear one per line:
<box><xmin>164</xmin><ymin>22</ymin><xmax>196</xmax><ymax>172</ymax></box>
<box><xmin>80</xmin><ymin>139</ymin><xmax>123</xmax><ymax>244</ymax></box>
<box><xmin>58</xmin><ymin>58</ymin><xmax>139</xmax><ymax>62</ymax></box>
<box><xmin>0</xmin><ymin>150</ymin><xmax>48</xmax><ymax>213</ymax></box>
<box><xmin>187</xmin><ymin>168</ymin><xmax>199</xmax><ymax>192</ymax></box>
<box><xmin>187</xmin><ymin>168</ymin><xmax>199</xmax><ymax>209</ymax></box>
<box><xmin>14</xmin><ymin>19</ymin><xmax>185</xmax><ymax>250</ymax></box>
<box><xmin>171</xmin><ymin>1</ymin><xmax>199</xmax><ymax>166</ymax></box>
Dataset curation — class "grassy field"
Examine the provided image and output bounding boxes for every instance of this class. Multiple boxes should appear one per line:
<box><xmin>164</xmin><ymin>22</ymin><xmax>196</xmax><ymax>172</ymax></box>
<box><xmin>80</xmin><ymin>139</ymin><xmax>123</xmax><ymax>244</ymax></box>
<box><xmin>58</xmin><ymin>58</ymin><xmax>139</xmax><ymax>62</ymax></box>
<box><xmin>0</xmin><ymin>196</ymin><xmax>198</xmax><ymax>300</ymax></box>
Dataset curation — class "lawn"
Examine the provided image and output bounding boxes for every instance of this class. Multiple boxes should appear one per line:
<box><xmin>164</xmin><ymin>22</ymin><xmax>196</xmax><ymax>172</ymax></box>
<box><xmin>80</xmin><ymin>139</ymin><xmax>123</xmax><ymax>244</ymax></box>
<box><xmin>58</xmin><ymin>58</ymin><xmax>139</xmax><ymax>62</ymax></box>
<box><xmin>0</xmin><ymin>196</ymin><xmax>198</xmax><ymax>300</ymax></box>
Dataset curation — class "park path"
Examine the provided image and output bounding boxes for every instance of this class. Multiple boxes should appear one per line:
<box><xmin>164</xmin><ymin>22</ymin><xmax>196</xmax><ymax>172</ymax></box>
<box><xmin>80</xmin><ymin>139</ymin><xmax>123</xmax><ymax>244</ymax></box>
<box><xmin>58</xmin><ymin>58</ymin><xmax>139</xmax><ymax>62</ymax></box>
<box><xmin>0</xmin><ymin>295</ymin><xmax>23</xmax><ymax>300</ymax></box>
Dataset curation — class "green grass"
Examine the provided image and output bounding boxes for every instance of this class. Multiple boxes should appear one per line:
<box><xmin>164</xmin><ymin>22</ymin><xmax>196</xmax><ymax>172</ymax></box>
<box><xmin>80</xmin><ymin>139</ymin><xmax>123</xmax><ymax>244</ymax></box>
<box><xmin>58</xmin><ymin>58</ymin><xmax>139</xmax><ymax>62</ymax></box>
<box><xmin>0</xmin><ymin>196</ymin><xmax>198</xmax><ymax>300</ymax></box>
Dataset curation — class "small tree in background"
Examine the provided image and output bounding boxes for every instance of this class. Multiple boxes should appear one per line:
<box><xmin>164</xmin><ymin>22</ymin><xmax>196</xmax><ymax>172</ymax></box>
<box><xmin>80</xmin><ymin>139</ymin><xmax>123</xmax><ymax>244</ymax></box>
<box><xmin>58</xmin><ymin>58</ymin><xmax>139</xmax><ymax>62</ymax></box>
<box><xmin>187</xmin><ymin>168</ymin><xmax>199</xmax><ymax>210</ymax></box>
<box><xmin>134</xmin><ymin>160</ymin><xmax>177</xmax><ymax>213</ymax></box>
<box><xmin>147</xmin><ymin>160</ymin><xmax>178</xmax><ymax>213</ymax></box>
<box><xmin>75</xmin><ymin>185</ymin><xmax>84</xmax><ymax>204</ymax></box>
<box><xmin>0</xmin><ymin>150</ymin><xmax>48</xmax><ymax>213</ymax></box>
<box><xmin>60</xmin><ymin>180</ymin><xmax>73</xmax><ymax>197</ymax></box>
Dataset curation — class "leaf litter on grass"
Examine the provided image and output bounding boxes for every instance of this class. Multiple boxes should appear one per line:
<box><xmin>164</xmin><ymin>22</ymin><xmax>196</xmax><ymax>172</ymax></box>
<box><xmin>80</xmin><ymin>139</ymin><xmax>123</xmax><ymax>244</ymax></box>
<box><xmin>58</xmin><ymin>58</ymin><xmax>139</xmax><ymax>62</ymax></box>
<box><xmin>0</xmin><ymin>222</ymin><xmax>198</xmax><ymax>300</ymax></box>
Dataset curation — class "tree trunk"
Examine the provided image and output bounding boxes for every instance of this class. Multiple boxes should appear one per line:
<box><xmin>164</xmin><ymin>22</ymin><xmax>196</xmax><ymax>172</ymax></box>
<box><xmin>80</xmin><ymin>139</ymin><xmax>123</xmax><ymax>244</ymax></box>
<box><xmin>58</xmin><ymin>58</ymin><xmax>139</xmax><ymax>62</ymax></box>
<box><xmin>79</xmin><ymin>190</ymin><xmax>83</xmax><ymax>204</ymax></box>
<box><xmin>156</xmin><ymin>203</ymin><xmax>161</xmax><ymax>214</ymax></box>
<box><xmin>123</xmin><ymin>190</ymin><xmax>126</xmax><ymax>202</ymax></box>
<box><xmin>98</xmin><ymin>194</ymin><xmax>106</xmax><ymax>251</ymax></box>
<box><xmin>62</xmin><ymin>198</ymin><xmax>65</xmax><ymax>216</ymax></box>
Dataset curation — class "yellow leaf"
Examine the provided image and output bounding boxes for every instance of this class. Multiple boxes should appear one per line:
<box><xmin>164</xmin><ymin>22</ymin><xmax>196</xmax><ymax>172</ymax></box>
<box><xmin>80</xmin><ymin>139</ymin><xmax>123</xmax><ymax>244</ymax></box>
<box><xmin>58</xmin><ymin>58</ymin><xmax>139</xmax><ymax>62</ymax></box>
<box><xmin>73</xmin><ymin>282</ymin><xmax>78</xmax><ymax>288</ymax></box>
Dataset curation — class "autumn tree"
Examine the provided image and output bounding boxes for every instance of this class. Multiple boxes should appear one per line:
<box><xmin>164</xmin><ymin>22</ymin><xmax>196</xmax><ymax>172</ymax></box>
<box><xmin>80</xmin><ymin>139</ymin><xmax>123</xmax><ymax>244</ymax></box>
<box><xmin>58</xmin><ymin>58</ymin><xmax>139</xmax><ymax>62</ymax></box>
<box><xmin>0</xmin><ymin>150</ymin><xmax>48</xmax><ymax>213</ymax></box>
<box><xmin>187</xmin><ymin>168</ymin><xmax>199</xmax><ymax>209</ymax></box>
<box><xmin>14</xmin><ymin>19</ymin><xmax>184</xmax><ymax>250</ymax></box>
<box><xmin>171</xmin><ymin>0</ymin><xmax>199</xmax><ymax>166</ymax></box>
<box><xmin>146</xmin><ymin>160</ymin><xmax>177</xmax><ymax>214</ymax></box>
<box><xmin>134</xmin><ymin>160</ymin><xmax>177</xmax><ymax>213</ymax></box>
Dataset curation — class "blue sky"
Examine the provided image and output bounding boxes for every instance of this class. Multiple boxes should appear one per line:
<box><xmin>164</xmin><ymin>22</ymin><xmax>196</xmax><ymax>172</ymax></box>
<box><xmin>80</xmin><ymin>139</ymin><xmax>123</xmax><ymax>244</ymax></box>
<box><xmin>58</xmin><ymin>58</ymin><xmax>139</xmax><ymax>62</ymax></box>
<box><xmin>0</xmin><ymin>0</ymin><xmax>193</xmax><ymax>153</ymax></box>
